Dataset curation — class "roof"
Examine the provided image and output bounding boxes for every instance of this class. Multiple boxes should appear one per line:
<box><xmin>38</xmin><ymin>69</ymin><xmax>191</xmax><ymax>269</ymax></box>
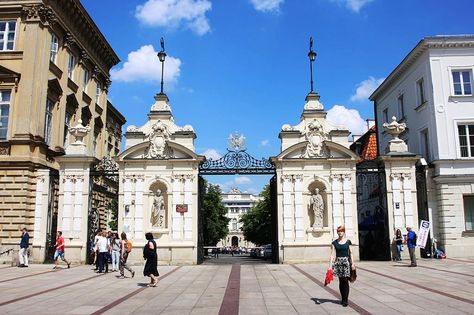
<box><xmin>350</xmin><ymin>125</ymin><xmax>377</xmax><ymax>163</ymax></box>
<box><xmin>370</xmin><ymin>35</ymin><xmax>474</xmax><ymax>101</ymax></box>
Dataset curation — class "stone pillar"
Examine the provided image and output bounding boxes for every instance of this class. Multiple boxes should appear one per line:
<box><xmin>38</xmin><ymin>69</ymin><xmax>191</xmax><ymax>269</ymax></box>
<box><xmin>134</xmin><ymin>176</ymin><xmax>145</xmax><ymax>240</ymax></box>
<box><xmin>294</xmin><ymin>175</ymin><xmax>305</xmax><ymax>239</ymax></box>
<box><xmin>171</xmin><ymin>175</ymin><xmax>183</xmax><ymax>240</ymax></box>
<box><xmin>342</xmin><ymin>174</ymin><xmax>354</xmax><ymax>238</ymax></box>
<box><xmin>122</xmin><ymin>176</ymin><xmax>133</xmax><ymax>235</ymax></box>
<box><xmin>331</xmin><ymin>174</ymin><xmax>342</xmax><ymax>235</ymax></box>
<box><xmin>402</xmin><ymin>173</ymin><xmax>414</xmax><ymax>228</ymax></box>
<box><xmin>184</xmin><ymin>175</ymin><xmax>193</xmax><ymax>240</ymax></box>
<box><xmin>32</xmin><ymin>169</ymin><xmax>50</xmax><ymax>261</ymax></box>
<box><xmin>56</xmin><ymin>157</ymin><xmax>95</xmax><ymax>263</ymax></box>
<box><xmin>281</xmin><ymin>175</ymin><xmax>293</xmax><ymax>240</ymax></box>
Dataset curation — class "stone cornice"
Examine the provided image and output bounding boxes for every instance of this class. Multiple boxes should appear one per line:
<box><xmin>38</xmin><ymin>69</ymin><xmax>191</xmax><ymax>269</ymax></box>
<box><xmin>43</xmin><ymin>0</ymin><xmax>119</xmax><ymax>75</ymax></box>
<box><xmin>370</xmin><ymin>36</ymin><xmax>474</xmax><ymax>101</ymax></box>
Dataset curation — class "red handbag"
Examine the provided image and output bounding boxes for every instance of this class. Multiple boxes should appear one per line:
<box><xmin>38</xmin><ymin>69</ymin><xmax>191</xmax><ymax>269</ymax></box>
<box><xmin>324</xmin><ymin>268</ymin><xmax>334</xmax><ymax>286</ymax></box>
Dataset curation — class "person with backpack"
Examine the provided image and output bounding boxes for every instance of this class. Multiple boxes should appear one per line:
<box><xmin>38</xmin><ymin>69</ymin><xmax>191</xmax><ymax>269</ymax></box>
<box><xmin>406</xmin><ymin>227</ymin><xmax>417</xmax><ymax>267</ymax></box>
<box><xmin>119</xmin><ymin>232</ymin><xmax>135</xmax><ymax>279</ymax></box>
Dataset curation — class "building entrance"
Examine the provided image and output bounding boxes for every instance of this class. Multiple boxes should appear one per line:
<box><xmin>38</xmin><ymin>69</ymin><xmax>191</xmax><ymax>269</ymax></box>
<box><xmin>198</xmin><ymin>133</ymin><xmax>278</xmax><ymax>264</ymax></box>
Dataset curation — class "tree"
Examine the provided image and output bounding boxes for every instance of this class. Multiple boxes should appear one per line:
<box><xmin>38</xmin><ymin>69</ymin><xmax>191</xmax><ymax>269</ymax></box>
<box><xmin>107</xmin><ymin>198</ymin><xmax>118</xmax><ymax>231</ymax></box>
<box><xmin>240</xmin><ymin>185</ymin><xmax>272</xmax><ymax>246</ymax></box>
<box><xmin>202</xmin><ymin>181</ymin><xmax>230</xmax><ymax>246</ymax></box>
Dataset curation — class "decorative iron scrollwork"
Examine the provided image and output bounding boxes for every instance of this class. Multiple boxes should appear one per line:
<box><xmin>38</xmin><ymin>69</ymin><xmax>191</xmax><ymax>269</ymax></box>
<box><xmin>92</xmin><ymin>156</ymin><xmax>119</xmax><ymax>182</ymax></box>
<box><xmin>200</xmin><ymin>149</ymin><xmax>275</xmax><ymax>175</ymax></box>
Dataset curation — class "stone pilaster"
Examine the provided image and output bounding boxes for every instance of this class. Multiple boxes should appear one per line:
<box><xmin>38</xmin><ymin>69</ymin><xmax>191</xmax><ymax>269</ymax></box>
<box><xmin>184</xmin><ymin>175</ymin><xmax>194</xmax><ymax>240</ymax></box>
<box><xmin>294</xmin><ymin>174</ymin><xmax>304</xmax><ymax>239</ymax></box>
<box><xmin>342</xmin><ymin>174</ymin><xmax>353</xmax><ymax>237</ymax></box>
<box><xmin>134</xmin><ymin>176</ymin><xmax>145</xmax><ymax>240</ymax></box>
<box><xmin>331</xmin><ymin>174</ymin><xmax>342</xmax><ymax>235</ymax></box>
<box><xmin>281</xmin><ymin>175</ymin><xmax>293</xmax><ymax>240</ymax></box>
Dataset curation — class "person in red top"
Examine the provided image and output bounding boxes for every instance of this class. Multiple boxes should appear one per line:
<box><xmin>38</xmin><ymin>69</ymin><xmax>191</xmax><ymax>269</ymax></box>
<box><xmin>53</xmin><ymin>231</ymin><xmax>70</xmax><ymax>269</ymax></box>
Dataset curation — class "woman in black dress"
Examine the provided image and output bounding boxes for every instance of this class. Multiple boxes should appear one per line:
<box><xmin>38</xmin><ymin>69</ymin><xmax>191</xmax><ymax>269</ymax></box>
<box><xmin>329</xmin><ymin>225</ymin><xmax>356</xmax><ymax>307</ymax></box>
<box><xmin>143</xmin><ymin>232</ymin><xmax>159</xmax><ymax>287</ymax></box>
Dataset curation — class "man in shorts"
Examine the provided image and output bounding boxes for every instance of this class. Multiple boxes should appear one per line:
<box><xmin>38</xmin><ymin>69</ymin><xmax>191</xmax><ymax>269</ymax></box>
<box><xmin>53</xmin><ymin>231</ymin><xmax>70</xmax><ymax>269</ymax></box>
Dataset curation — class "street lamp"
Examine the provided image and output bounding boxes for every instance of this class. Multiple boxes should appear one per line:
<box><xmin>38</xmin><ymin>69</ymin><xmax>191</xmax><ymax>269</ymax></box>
<box><xmin>308</xmin><ymin>36</ymin><xmax>317</xmax><ymax>94</ymax></box>
<box><xmin>157</xmin><ymin>37</ymin><xmax>167</xmax><ymax>95</ymax></box>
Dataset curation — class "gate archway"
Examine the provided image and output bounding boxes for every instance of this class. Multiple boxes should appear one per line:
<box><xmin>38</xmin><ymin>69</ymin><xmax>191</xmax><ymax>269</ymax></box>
<box><xmin>198</xmin><ymin>135</ymin><xmax>278</xmax><ymax>264</ymax></box>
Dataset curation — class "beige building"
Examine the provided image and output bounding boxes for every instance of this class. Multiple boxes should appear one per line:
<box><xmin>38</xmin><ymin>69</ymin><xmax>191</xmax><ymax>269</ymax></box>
<box><xmin>0</xmin><ymin>0</ymin><xmax>125</xmax><ymax>263</ymax></box>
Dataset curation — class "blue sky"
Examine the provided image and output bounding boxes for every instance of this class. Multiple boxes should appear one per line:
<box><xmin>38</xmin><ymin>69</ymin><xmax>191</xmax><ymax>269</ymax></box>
<box><xmin>82</xmin><ymin>0</ymin><xmax>473</xmax><ymax>194</ymax></box>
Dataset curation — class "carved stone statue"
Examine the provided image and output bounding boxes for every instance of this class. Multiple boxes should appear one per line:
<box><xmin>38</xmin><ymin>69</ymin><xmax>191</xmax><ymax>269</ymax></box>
<box><xmin>151</xmin><ymin>189</ymin><xmax>165</xmax><ymax>228</ymax></box>
<box><xmin>310</xmin><ymin>188</ymin><xmax>324</xmax><ymax>228</ymax></box>
<box><xmin>228</xmin><ymin>132</ymin><xmax>246</xmax><ymax>151</ymax></box>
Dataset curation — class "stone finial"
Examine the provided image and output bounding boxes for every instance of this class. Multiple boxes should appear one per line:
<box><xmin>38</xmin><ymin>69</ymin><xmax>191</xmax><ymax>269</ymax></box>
<box><xmin>69</xmin><ymin>120</ymin><xmax>90</xmax><ymax>144</ymax></box>
<box><xmin>150</xmin><ymin>93</ymin><xmax>171</xmax><ymax>112</ymax></box>
<box><xmin>383</xmin><ymin>116</ymin><xmax>408</xmax><ymax>153</ymax></box>
<box><xmin>65</xmin><ymin>120</ymin><xmax>90</xmax><ymax>155</ymax></box>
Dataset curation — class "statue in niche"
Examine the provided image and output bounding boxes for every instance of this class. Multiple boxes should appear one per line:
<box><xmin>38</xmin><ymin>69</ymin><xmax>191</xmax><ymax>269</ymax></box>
<box><xmin>310</xmin><ymin>188</ymin><xmax>324</xmax><ymax>228</ymax></box>
<box><xmin>151</xmin><ymin>189</ymin><xmax>165</xmax><ymax>228</ymax></box>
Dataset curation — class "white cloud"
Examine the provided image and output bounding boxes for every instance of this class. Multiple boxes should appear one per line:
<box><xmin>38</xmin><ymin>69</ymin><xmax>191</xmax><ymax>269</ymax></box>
<box><xmin>330</xmin><ymin>0</ymin><xmax>374</xmax><ymax>13</ymax></box>
<box><xmin>250</xmin><ymin>0</ymin><xmax>284</xmax><ymax>12</ymax></box>
<box><xmin>327</xmin><ymin>105</ymin><xmax>368</xmax><ymax>136</ymax></box>
<box><xmin>111</xmin><ymin>45</ymin><xmax>181</xmax><ymax>84</ymax></box>
<box><xmin>235</xmin><ymin>176</ymin><xmax>252</xmax><ymax>185</ymax></box>
<box><xmin>260</xmin><ymin>139</ymin><xmax>269</xmax><ymax>147</ymax></box>
<box><xmin>350</xmin><ymin>76</ymin><xmax>385</xmax><ymax>102</ymax></box>
<box><xmin>201</xmin><ymin>149</ymin><xmax>221</xmax><ymax>160</ymax></box>
<box><xmin>135</xmin><ymin>0</ymin><xmax>212</xmax><ymax>35</ymax></box>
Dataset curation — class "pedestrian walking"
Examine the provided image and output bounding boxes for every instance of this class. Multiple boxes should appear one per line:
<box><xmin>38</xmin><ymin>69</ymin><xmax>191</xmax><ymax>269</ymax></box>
<box><xmin>394</xmin><ymin>229</ymin><xmax>403</xmax><ymax>261</ymax></box>
<box><xmin>96</xmin><ymin>231</ymin><xmax>109</xmax><ymax>273</ymax></box>
<box><xmin>93</xmin><ymin>230</ymin><xmax>101</xmax><ymax>270</ymax></box>
<box><xmin>406</xmin><ymin>227</ymin><xmax>417</xmax><ymax>267</ymax></box>
<box><xmin>110</xmin><ymin>232</ymin><xmax>121</xmax><ymax>272</ymax></box>
<box><xmin>329</xmin><ymin>225</ymin><xmax>355</xmax><ymax>307</ymax></box>
<box><xmin>53</xmin><ymin>231</ymin><xmax>70</xmax><ymax>269</ymax></box>
<box><xmin>143</xmin><ymin>232</ymin><xmax>159</xmax><ymax>287</ymax></box>
<box><xmin>19</xmin><ymin>227</ymin><xmax>29</xmax><ymax>267</ymax></box>
<box><xmin>119</xmin><ymin>232</ymin><xmax>135</xmax><ymax>279</ymax></box>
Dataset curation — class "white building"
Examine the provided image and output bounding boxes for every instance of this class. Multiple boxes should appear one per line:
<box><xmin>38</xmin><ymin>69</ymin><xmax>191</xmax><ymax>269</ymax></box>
<box><xmin>370</xmin><ymin>35</ymin><xmax>474</xmax><ymax>257</ymax></box>
<box><xmin>218</xmin><ymin>187</ymin><xmax>262</xmax><ymax>248</ymax></box>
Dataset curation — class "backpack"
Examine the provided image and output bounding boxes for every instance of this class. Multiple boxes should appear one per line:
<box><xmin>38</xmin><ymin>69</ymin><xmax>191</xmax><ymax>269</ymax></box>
<box><xmin>412</xmin><ymin>233</ymin><xmax>417</xmax><ymax>245</ymax></box>
<box><xmin>126</xmin><ymin>240</ymin><xmax>132</xmax><ymax>253</ymax></box>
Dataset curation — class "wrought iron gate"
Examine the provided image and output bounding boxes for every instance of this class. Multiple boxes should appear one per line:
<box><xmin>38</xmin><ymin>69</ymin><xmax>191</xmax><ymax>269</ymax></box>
<box><xmin>416</xmin><ymin>164</ymin><xmax>431</xmax><ymax>258</ymax></box>
<box><xmin>87</xmin><ymin>156</ymin><xmax>119</xmax><ymax>262</ymax></box>
<box><xmin>356</xmin><ymin>160</ymin><xmax>391</xmax><ymax>260</ymax></box>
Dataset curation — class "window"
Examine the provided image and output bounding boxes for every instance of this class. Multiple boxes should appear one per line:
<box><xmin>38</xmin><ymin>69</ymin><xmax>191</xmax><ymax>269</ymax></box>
<box><xmin>452</xmin><ymin>70</ymin><xmax>472</xmax><ymax>96</ymax></box>
<box><xmin>398</xmin><ymin>94</ymin><xmax>405</xmax><ymax>119</ymax></box>
<box><xmin>95</xmin><ymin>81</ymin><xmax>101</xmax><ymax>104</ymax></box>
<box><xmin>0</xmin><ymin>21</ymin><xmax>16</xmax><ymax>51</ymax></box>
<box><xmin>44</xmin><ymin>99</ymin><xmax>54</xmax><ymax>145</ymax></box>
<box><xmin>63</xmin><ymin>111</ymin><xmax>72</xmax><ymax>147</ymax></box>
<box><xmin>458</xmin><ymin>124</ymin><xmax>474</xmax><ymax>157</ymax></box>
<box><xmin>464</xmin><ymin>196</ymin><xmax>474</xmax><ymax>231</ymax></box>
<box><xmin>83</xmin><ymin>68</ymin><xmax>89</xmax><ymax>92</ymax></box>
<box><xmin>93</xmin><ymin>131</ymin><xmax>99</xmax><ymax>156</ymax></box>
<box><xmin>420</xmin><ymin>129</ymin><xmax>430</xmax><ymax>161</ymax></box>
<box><xmin>417</xmin><ymin>78</ymin><xmax>426</xmax><ymax>105</ymax></box>
<box><xmin>67</xmin><ymin>53</ymin><xmax>76</xmax><ymax>79</ymax></box>
<box><xmin>0</xmin><ymin>91</ymin><xmax>11</xmax><ymax>139</ymax></box>
<box><xmin>383</xmin><ymin>108</ymin><xmax>388</xmax><ymax>123</ymax></box>
<box><xmin>50</xmin><ymin>33</ymin><xmax>59</xmax><ymax>63</ymax></box>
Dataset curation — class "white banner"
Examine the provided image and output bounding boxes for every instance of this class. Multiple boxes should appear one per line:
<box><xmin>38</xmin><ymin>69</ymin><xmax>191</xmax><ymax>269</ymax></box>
<box><xmin>417</xmin><ymin>220</ymin><xmax>430</xmax><ymax>249</ymax></box>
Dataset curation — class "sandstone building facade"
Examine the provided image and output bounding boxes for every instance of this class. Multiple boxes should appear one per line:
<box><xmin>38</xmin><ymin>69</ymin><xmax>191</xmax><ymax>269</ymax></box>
<box><xmin>0</xmin><ymin>0</ymin><xmax>125</xmax><ymax>262</ymax></box>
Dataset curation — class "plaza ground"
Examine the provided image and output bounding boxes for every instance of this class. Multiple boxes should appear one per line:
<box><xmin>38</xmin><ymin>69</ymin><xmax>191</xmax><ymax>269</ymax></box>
<box><xmin>0</xmin><ymin>256</ymin><xmax>472</xmax><ymax>314</ymax></box>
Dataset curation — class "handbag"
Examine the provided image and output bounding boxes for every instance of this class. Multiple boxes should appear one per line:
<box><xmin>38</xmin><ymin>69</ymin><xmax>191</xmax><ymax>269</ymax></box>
<box><xmin>349</xmin><ymin>267</ymin><xmax>357</xmax><ymax>283</ymax></box>
<box><xmin>324</xmin><ymin>268</ymin><xmax>334</xmax><ymax>286</ymax></box>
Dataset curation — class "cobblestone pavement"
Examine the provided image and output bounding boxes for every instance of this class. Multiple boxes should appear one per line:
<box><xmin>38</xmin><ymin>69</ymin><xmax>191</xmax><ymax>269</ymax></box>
<box><xmin>0</xmin><ymin>257</ymin><xmax>473</xmax><ymax>315</ymax></box>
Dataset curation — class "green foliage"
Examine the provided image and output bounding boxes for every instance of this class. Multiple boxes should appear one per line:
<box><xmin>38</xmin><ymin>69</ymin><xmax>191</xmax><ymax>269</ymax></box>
<box><xmin>107</xmin><ymin>198</ymin><xmax>118</xmax><ymax>231</ymax></box>
<box><xmin>202</xmin><ymin>181</ymin><xmax>230</xmax><ymax>246</ymax></box>
<box><xmin>240</xmin><ymin>185</ymin><xmax>272</xmax><ymax>246</ymax></box>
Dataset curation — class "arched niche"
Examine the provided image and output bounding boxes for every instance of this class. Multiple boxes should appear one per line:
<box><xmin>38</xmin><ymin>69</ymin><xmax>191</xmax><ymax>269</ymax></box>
<box><xmin>307</xmin><ymin>180</ymin><xmax>328</xmax><ymax>228</ymax></box>
<box><xmin>149</xmin><ymin>181</ymin><xmax>168</xmax><ymax>229</ymax></box>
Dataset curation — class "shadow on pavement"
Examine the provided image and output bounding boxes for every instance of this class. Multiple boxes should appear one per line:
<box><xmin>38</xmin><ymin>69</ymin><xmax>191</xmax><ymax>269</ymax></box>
<box><xmin>202</xmin><ymin>254</ymin><xmax>272</xmax><ymax>265</ymax></box>
<box><xmin>311</xmin><ymin>298</ymin><xmax>341</xmax><ymax>305</ymax></box>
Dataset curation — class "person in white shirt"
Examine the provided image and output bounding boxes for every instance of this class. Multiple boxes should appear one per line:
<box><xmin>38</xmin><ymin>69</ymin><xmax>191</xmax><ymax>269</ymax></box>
<box><xmin>96</xmin><ymin>231</ymin><xmax>110</xmax><ymax>273</ymax></box>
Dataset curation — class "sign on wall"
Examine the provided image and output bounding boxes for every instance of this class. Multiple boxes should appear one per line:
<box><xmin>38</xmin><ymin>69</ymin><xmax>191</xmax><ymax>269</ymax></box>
<box><xmin>417</xmin><ymin>220</ymin><xmax>430</xmax><ymax>249</ymax></box>
<box><xmin>176</xmin><ymin>204</ymin><xmax>188</xmax><ymax>213</ymax></box>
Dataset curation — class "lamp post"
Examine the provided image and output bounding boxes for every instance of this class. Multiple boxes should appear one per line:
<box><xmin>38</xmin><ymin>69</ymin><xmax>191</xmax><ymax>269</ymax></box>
<box><xmin>308</xmin><ymin>36</ymin><xmax>317</xmax><ymax>94</ymax></box>
<box><xmin>157</xmin><ymin>37</ymin><xmax>167</xmax><ymax>95</ymax></box>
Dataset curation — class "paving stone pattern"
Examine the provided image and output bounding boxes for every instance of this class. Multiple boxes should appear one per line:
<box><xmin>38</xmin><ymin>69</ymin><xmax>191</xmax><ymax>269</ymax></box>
<box><xmin>0</xmin><ymin>257</ymin><xmax>473</xmax><ymax>314</ymax></box>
